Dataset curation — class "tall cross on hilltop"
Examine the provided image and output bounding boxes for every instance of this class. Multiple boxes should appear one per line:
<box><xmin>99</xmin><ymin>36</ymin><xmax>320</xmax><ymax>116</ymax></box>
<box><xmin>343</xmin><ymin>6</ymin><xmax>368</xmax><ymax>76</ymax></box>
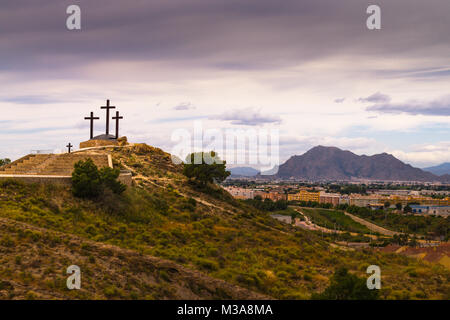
<box><xmin>84</xmin><ymin>112</ymin><xmax>100</xmax><ymax>139</ymax></box>
<box><xmin>112</xmin><ymin>111</ymin><xmax>123</xmax><ymax>139</ymax></box>
<box><xmin>100</xmin><ymin>99</ymin><xmax>116</xmax><ymax>136</ymax></box>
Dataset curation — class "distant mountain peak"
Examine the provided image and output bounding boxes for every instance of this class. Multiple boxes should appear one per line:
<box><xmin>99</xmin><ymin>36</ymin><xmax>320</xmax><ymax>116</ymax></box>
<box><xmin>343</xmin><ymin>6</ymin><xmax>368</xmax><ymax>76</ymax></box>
<box><xmin>423</xmin><ymin>162</ymin><xmax>450</xmax><ymax>176</ymax></box>
<box><xmin>272</xmin><ymin>146</ymin><xmax>445</xmax><ymax>182</ymax></box>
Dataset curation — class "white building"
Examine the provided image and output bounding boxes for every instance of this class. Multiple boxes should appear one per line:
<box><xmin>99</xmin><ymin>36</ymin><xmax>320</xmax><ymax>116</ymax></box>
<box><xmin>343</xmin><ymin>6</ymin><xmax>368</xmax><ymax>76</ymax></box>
<box><xmin>223</xmin><ymin>187</ymin><xmax>254</xmax><ymax>199</ymax></box>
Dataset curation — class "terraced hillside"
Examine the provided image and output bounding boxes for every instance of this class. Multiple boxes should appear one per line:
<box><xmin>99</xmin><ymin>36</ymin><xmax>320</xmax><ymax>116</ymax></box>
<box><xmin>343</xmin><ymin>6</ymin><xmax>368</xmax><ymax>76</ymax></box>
<box><xmin>0</xmin><ymin>144</ymin><xmax>449</xmax><ymax>300</ymax></box>
<box><xmin>0</xmin><ymin>153</ymin><xmax>110</xmax><ymax>176</ymax></box>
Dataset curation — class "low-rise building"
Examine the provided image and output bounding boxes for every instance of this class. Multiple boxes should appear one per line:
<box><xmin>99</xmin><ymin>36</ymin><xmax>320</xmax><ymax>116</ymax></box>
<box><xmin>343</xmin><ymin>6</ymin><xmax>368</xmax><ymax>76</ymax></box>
<box><xmin>410</xmin><ymin>205</ymin><xmax>450</xmax><ymax>216</ymax></box>
<box><xmin>288</xmin><ymin>190</ymin><xmax>320</xmax><ymax>202</ymax></box>
<box><xmin>255</xmin><ymin>191</ymin><xmax>285</xmax><ymax>201</ymax></box>
<box><xmin>420</xmin><ymin>190</ymin><xmax>450</xmax><ymax>196</ymax></box>
<box><xmin>349</xmin><ymin>195</ymin><xmax>384</xmax><ymax>208</ymax></box>
<box><xmin>224</xmin><ymin>187</ymin><xmax>254</xmax><ymax>199</ymax></box>
<box><xmin>319</xmin><ymin>192</ymin><xmax>340</xmax><ymax>206</ymax></box>
<box><xmin>372</xmin><ymin>189</ymin><xmax>411</xmax><ymax>196</ymax></box>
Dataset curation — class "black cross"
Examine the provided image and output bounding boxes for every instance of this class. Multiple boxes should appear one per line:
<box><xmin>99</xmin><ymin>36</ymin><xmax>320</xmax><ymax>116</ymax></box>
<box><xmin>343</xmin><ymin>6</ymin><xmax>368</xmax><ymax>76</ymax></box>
<box><xmin>84</xmin><ymin>112</ymin><xmax>100</xmax><ymax>139</ymax></box>
<box><xmin>100</xmin><ymin>99</ymin><xmax>116</xmax><ymax>136</ymax></box>
<box><xmin>66</xmin><ymin>143</ymin><xmax>73</xmax><ymax>153</ymax></box>
<box><xmin>112</xmin><ymin>111</ymin><xmax>123</xmax><ymax>139</ymax></box>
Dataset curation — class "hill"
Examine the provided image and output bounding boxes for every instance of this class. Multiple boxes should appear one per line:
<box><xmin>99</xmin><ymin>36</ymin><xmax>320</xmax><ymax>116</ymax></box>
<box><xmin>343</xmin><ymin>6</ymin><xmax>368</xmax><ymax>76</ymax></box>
<box><xmin>270</xmin><ymin>146</ymin><xmax>443</xmax><ymax>182</ymax></box>
<box><xmin>228</xmin><ymin>167</ymin><xmax>259</xmax><ymax>177</ymax></box>
<box><xmin>423</xmin><ymin>163</ymin><xmax>450</xmax><ymax>176</ymax></box>
<box><xmin>0</xmin><ymin>144</ymin><xmax>449</xmax><ymax>299</ymax></box>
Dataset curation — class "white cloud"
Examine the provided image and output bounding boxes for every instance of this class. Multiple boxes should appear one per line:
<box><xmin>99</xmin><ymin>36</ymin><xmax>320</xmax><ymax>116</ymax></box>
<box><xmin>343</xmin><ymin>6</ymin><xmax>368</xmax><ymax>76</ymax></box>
<box><xmin>391</xmin><ymin>141</ymin><xmax>450</xmax><ymax>167</ymax></box>
<box><xmin>367</xmin><ymin>95</ymin><xmax>450</xmax><ymax>116</ymax></box>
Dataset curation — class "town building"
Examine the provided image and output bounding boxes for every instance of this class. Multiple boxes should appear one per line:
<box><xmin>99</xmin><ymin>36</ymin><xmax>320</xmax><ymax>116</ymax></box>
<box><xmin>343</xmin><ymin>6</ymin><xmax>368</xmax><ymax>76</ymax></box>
<box><xmin>319</xmin><ymin>192</ymin><xmax>340</xmax><ymax>206</ymax></box>
<box><xmin>288</xmin><ymin>190</ymin><xmax>320</xmax><ymax>202</ymax></box>
<box><xmin>349</xmin><ymin>195</ymin><xmax>384</xmax><ymax>208</ymax></box>
<box><xmin>254</xmin><ymin>191</ymin><xmax>285</xmax><ymax>201</ymax></box>
<box><xmin>224</xmin><ymin>187</ymin><xmax>254</xmax><ymax>199</ymax></box>
<box><xmin>410</xmin><ymin>205</ymin><xmax>450</xmax><ymax>216</ymax></box>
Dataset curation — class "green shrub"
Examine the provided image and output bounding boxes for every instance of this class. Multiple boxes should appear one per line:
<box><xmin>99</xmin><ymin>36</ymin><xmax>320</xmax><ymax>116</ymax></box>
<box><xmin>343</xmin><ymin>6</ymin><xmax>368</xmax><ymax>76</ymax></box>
<box><xmin>99</xmin><ymin>167</ymin><xmax>127</xmax><ymax>195</ymax></box>
<box><xmin>103</xmin><ymin>285</ymin><xmax>123</xmax><ymax>298</ymax></box>
<box><xmin>183</xmin><ymin>151</ymin><xmax>230</xmax><ymax>187</ymax></box>
<box><xmin>0</xmin><ymin>158</ymin><xmax>11</xmax><ymax>166</ymax></box>
<box><xmin>72</xmin><ymin>159</ymin><xmax>126</xmax><ymax>198</ymax></box>
<box><xmin>195</xmin><ymin>258</ymin><xmax>219</xmax><ymax>271</ymax></box>
<box><xmin>312</xmin><ymin>267</ymin><xmax>379</xmax><ymax>300</ymax></box>
<box><xmin>72</xmin><ymin>159</ymin><xmax>102</xmax><ymax>198</ymax></box>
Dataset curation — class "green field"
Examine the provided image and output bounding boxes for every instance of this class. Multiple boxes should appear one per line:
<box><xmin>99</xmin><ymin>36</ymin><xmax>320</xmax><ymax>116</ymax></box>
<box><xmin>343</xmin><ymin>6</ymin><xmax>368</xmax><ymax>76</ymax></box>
<box><xmin>299</xmin><ymin>207</ymin><xmax>371</xmax><ymax>234</ymax></box>
<box><xmin>346</xmin><ymin>206</ymin><xmax>450</xmax><ymax>239</ymax></box>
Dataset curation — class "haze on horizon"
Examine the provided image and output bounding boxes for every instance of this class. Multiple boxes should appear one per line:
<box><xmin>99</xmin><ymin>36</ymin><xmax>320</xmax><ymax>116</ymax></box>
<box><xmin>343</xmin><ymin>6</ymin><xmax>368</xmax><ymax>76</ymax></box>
<box><xmin>0</xmin><ymin>0</ymin><xmax>449</xmax><ymax>168</ymax></box>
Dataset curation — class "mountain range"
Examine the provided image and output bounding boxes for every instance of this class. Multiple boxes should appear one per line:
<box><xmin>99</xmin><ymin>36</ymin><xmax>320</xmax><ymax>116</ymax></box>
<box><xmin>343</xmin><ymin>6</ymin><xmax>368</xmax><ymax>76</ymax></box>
<box><xmin>229</xmin><ymin>166</ymin><xmax>259</xmax><ymax>177</ymax></box>
<box><xmin>267</xmin><ymin>146</ymin><xmax>450</xmax><ymax>182</ymax></box>
<box><xmin>423</xmin><ymin>162</ymin><xmax>450</xmax><ymax>176</ymax></box>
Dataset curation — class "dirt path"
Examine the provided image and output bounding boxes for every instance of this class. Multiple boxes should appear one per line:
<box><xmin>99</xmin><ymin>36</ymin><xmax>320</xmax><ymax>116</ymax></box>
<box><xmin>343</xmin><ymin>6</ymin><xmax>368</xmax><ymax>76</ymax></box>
<box><xmin>292</xmin><ymin>207</ymin><xmax>344</xmax><ymax>234</ymax></box>
<box><xmin>291</xmin><ymin>207</ymin><xmax>383</xmax><ymax>240</ymax></box>
<box><xmin>343</xmin><ymin>212</ymin><xmax>401</xmax><ymax>236</ymax></box>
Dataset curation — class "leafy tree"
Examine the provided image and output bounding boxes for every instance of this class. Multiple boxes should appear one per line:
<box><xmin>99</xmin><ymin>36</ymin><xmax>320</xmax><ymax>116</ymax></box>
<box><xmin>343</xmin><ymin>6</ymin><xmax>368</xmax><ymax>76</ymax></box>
<box><xmin>0</xmin><ymin>158</ymin><xmax>11</xmax><ymax>167</ymax></box>
<box><xmin>72</xmin><ymin>159</ymin><xmax>102</xmax><ymax>198</ymax></box>
<box><xmin>312</xmin><ymin>267</ymin><xmax>379</xmax><ymax>300</ymax></box>
<box><xmin>72</xmin><ymin>159</ymin><xmax>126</xmax><ymax>198</ymax></box>
<box><xmin>100</xmin><ymin>167</ymin><xmax>127</xmax><ymax>195</ymax></box>
<box><xmin>183</xmin><ymin>151</ymin><xmax>230</xmax><ymax>186</ymax></box>
<box><xmin>384</xmin><ymin>201</ymin><xmax>390</xmax><ymax>208</ymax></box>
<box><xmin>403</xmin><ymin>204</ymin><xmax>412</xmax><ymax>213</ymax></box>
<box><xmin>245</xmin><ymin>198</ymin><xmax>288</xmax><ymax>212</ymax></box>
<box><xmin>395</xmin><ymin>203</ymin><xmax>402</xmax><ymax>210</ymax></box>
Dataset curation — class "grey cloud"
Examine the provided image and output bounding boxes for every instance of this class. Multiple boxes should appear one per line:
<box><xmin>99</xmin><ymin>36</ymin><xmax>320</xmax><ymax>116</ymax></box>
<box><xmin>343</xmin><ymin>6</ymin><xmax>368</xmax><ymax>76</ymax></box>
<box><xmin>1</xmin><ymin>0</ymin><xmax>450</xmax><ymax>77</ymax></box>
<box><xmin>358</xmin><ymin>92</ymin><xmax>391</xmax><ymax>103</ymax></box>
<box><xmin>173</xmin><ymin>102</ymin><xmax>195</xmax><ymax>110</ymax></box>
<box><xmin>212</xmin><ymin>109</ymin><xmax>282</xmax><ymax>126</ymax></box>
<box><xmin>0</xmin><ymin>95</ymin><xmax>65</xmax><ymax>105</ymax></box>
<box><xmin>366</xmin><ymin>95</ymin><xmax>450</xmax><ymax>116</ymax></box>
<box><xmin>334</xmin><ymin>98</ymin><xmax>345</xmax><ymax>103</ymax></box>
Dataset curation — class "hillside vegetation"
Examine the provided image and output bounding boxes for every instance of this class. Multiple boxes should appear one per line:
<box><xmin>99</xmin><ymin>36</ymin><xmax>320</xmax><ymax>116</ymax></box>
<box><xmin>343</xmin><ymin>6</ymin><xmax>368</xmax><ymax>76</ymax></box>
<box><xmin>0</xmin><ymin>144</ymin><xmax>449</xmax><ymax>300</ymax></box>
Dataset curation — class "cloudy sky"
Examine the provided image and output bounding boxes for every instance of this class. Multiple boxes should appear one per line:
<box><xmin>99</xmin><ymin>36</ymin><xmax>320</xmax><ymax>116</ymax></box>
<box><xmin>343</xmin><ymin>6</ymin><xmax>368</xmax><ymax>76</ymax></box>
<box><xmin>0</xmin><ymin>0</ymin><xmax>449</xmax><ymax>168</ymax></box>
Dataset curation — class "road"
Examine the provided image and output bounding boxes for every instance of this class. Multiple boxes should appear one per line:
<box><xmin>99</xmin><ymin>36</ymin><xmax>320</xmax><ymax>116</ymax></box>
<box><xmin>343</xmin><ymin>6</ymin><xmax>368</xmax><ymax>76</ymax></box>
<box><xmin>342</xmin><ymin>211</ymin><xmax>401</xmax><ymax>236</ymax></box>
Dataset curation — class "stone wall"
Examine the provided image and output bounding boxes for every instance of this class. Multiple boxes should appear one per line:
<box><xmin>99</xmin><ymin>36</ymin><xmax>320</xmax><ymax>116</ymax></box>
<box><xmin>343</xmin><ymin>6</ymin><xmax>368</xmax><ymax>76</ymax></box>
<box><xmin>0</xmin><ymin>171</ymin><xmax>133</xmax><ymax>187</ymax></box>
<box><xmin>79</xmin><ymin>139</ymin><xmax>119</xmax><ymax>149</ymax></box>
<box><xmin>118</xmin><ymin>171</ymin><xmax>133</xmax><ymax>187</ymax></box>
<box><xmin>0</xmin><ymin>175</ymin><xmax>72</xmax><ymax>186</ymax></box>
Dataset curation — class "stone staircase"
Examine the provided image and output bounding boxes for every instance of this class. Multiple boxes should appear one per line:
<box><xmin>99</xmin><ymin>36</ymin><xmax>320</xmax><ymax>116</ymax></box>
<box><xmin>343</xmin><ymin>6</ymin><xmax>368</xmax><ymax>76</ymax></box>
<box><xmin>0</xmin><ymin>153</ymin><xmax>110</xmax><ymax>176</ymax></box>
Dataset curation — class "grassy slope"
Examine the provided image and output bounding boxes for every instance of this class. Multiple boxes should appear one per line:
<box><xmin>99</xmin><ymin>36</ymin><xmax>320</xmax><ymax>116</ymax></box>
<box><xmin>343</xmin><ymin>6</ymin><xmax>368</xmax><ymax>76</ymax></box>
<box><xmin>0</xmin><ymin>144</ymin><xmax>449</xmax><ymax>300</ymax></box>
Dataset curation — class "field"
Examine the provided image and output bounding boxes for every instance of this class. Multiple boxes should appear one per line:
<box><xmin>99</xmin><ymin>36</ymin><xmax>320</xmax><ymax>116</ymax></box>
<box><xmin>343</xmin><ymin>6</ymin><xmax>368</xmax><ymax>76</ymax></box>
<box><xmin>299</xmin><ymin>208</ymin><xmax>372</xmax><ymax>234</ymax></box>
<box><xmin>346</xmin><ymin>206</ymin><xmax>450</xmax><ymax>239</ymax></box>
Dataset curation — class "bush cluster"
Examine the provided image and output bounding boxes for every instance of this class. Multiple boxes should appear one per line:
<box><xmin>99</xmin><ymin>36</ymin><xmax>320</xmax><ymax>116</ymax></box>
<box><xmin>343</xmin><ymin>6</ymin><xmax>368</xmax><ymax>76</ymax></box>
<box><xmin>72</xmin><ymin>158</ymin><xmax>126</xmax><ymax>198</ymax></box>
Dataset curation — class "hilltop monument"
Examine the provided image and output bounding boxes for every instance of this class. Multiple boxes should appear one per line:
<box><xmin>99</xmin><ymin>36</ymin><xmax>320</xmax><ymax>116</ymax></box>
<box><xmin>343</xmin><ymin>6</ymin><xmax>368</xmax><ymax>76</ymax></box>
<box><xmin>0</xmin><ymin>99</ymin><xmax>132</xmax><ymax>187</ymax></box>
<box><xmin>80</xmin><ymin>99</ymin><xmax>126</xmax><ymax>149</ymax></box>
